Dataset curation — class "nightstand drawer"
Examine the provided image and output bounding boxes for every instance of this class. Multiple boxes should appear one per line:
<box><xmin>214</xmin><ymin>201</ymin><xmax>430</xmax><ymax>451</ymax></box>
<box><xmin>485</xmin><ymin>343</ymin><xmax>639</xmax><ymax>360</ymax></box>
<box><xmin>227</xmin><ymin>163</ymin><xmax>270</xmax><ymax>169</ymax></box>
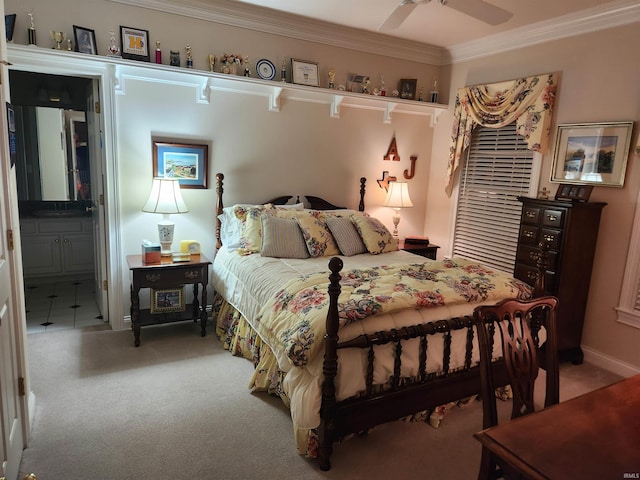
<box><xmin>401</xmin><ymin>243</ymin><xmax>439</xmax><ymax>260</ymax></box>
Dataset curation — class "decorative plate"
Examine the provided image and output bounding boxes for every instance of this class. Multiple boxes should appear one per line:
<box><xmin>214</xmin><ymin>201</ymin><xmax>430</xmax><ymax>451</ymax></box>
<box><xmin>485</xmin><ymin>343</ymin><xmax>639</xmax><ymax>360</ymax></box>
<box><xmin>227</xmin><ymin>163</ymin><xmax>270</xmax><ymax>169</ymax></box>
<box><xmin>256</xmin><ymin>58</ymin><xmax>276</xmax><ymax>80</ymax></box>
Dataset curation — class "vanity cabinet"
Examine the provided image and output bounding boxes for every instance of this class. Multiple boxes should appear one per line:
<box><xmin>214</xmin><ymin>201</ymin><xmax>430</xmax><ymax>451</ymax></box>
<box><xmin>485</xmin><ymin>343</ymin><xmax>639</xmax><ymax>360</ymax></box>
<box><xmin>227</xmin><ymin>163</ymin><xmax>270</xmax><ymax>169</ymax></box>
<box><xmin>20</xmin><ymin>218</ymin><xmax>94</xmax><ymax>278</ymax></box>
<box><xmin>514</xmin><ymin>197</ymin><xmax>606</xmax><ymax>364</ymax></box>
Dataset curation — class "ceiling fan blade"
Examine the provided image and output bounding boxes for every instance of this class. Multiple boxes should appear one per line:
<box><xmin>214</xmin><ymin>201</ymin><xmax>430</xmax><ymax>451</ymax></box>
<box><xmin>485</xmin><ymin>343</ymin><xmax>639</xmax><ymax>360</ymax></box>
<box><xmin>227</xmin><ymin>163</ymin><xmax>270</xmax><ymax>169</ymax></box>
<box><xmin>378</xmin><ymin>1</ymin><xmax>419</xmax><ymax>31</ymax></box>
<box><xmin>444</xmin><ymin>0</ymin><xmax>513</xmax><ymax>25</ymax></box>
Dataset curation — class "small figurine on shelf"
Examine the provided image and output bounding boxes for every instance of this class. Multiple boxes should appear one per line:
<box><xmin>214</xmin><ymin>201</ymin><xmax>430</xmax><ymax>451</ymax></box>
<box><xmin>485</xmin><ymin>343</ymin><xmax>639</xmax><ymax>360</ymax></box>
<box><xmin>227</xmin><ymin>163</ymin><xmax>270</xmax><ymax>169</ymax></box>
<box><xmin>362</xmin><ymin>77</ymin><xmax>371</xmax><ymax>94</ymax></box>
<box><xmin>242</xmin><ymin>56</ymin><xmax>250</xmax><ymax>77</ymax></box>
<box><xmin>185</xmin><ymin>45</ymin><xmax>193</xmax><ymax>68</ymax></box>
<box><xmin>380</xmin><ymin>75</ymin><xmax>386</xmax><ymax>97</ymax></box>
<box><xmin>281</xmin><ymin>57</ymin><xmax>287</xmax><ymax>82</ymax></box>
<box><xmin>429</xmin><ymin>79</ymin><xmax>439</xmax><ymax>103</ymax></box>
<box><xmin>66</xmin><ymin>39</ymin><xmax>73</xmax><ymax>51</ymax></box>
<box><xmin>418</xmin><ymin>86</ymin><xmax>424</xmax><ymax>101</ymax></box>
<box><xmin>155</xmin><ymin>41</ymin><xmax>162</xmax><ymax>64</ymax></box>
<box><xmin>106</xmin><ymin>30</ymin><xmax>121</xmax><ymax>58</ymax></box>
<box><xmin>27</xmin><ymin>13</ymin><xmax>36</xmax><ymax>46</ymax></box>
<box><xmin>328</xmin><ymin>68</ymin><xmax>336</xmax><ymax>89</ymax></box>
<box><xmin>207</xmin><ymin>54</ymin><xmax>216</xmax><ymax>72</ymax></box>
<box><xmin>169</xmin><ymin>50</ymin><xmax>180</xmax><ymax>67</ymax></box>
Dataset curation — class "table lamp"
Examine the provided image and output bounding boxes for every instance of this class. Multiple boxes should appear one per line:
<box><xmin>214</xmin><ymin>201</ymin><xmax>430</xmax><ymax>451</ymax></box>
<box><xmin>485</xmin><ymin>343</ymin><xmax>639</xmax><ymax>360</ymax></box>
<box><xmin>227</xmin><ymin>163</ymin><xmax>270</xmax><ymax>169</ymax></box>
<box><xmin>142</xmin><ymin>178</ymin><xmax>188</xmax><ymax>256</ymax></box>
<box><xmin>384</xmin><ymin>181</ymin><xmax>413</xmax><ymax>237</ymax></box>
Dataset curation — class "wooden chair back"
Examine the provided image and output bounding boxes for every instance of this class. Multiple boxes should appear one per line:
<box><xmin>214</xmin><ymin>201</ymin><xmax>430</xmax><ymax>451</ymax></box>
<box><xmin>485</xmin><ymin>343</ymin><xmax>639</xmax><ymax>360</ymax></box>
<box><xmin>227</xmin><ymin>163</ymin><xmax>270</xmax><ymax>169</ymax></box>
<box><xmin>473</xmin><ymin>296</ymin><xmax>560</xmax><ymax>479</ymax></box>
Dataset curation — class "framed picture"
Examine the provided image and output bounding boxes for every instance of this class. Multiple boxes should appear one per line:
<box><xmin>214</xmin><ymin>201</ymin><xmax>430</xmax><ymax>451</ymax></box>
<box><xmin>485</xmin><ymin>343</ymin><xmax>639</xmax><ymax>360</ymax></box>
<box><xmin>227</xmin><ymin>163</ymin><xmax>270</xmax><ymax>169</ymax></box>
<box><xmin>554</xmin><ymin>183</ymin><xmax>593</xmax><ymax>202</ymax></box>
<box><xmin>550</xmin><ymin>121</ymin><xmax>633</xmax><ymax>187</ymax></box>
<box><xmin>152</xmin><ymin>141</ymin><xmax>209</xmax><ymax>189</ymax></box>
<box><xmin>120</xmin><ymin>26</ymin><xmax>150</xmax><ymax>62</ymax></box>
<box><xmin>150</xmin><ymin>287</ymin><xmax>185</xmax><ymax>314</ymax></box>
<box><xmin>399</xmin><ymin>79</ymin><xmax>417</xmax><ymax>100</ymax></box>
<box><xmin>5</xmin><ymin>14</ymin><xmax>16</xmax><ymax>42</ymax></box>
<box><xmin>73</xmin><ymin>25</ymin><xmax>97</xmax><ymax>55</ymax></box>
<box><xmin>291</xmin><ymin>59</ymin><xmax>319</xmax><ymax>87</ymax></box>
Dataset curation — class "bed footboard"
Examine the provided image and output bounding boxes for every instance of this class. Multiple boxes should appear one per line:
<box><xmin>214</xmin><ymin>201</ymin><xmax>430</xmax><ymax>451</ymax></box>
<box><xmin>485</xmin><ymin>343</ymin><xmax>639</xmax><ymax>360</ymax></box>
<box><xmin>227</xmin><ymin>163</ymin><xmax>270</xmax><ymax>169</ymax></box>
<box><xmin>318</xmin><ymin>257</ymin><xmax>516</xmax><ymax>471</ymax></box>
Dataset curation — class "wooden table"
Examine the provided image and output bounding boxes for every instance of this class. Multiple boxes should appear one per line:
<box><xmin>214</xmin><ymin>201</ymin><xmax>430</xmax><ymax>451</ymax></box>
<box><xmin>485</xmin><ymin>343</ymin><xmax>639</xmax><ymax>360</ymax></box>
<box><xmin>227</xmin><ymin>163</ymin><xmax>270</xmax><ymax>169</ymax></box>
<box><xmin>474</xmin><ymin>374</ymin><xmax>640</xmax><ymax>479</ymax></box>
<box><xmin>127</xmin><ymin>254</ymin><xmax>211</xmax><ymax>347</ymax></box>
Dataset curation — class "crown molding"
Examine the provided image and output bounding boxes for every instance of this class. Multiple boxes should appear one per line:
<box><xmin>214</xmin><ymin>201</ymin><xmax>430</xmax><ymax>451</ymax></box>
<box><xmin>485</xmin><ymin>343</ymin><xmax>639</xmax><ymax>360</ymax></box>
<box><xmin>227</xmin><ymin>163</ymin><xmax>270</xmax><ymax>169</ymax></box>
<box><xmin>447</xmin><ymin>0</ymin><xmax>640</xmax><ymax>64</ymax></box>
<box><xmin>105</xmin><ymin>0</ymin><xmax>446</xmax><ymax>65</ymax></box>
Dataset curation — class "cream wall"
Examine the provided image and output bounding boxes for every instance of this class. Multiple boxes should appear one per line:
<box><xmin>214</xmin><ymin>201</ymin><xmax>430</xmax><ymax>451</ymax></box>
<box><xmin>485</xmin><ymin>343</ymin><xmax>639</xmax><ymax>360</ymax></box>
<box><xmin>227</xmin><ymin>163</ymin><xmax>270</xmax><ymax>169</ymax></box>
<box><xmin>426</xmin><ymin>23</ymin><xmax>640</xmax><ymax>373</ymax></box>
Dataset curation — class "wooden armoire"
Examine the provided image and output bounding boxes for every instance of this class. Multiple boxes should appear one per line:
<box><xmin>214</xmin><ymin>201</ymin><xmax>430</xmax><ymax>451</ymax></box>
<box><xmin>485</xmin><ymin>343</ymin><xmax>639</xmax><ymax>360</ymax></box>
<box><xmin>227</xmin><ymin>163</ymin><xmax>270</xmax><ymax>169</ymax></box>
<box><xmin>514</xmin><ymin>196</ymin><xmax>606</xmax><ymax>364</ymax></box>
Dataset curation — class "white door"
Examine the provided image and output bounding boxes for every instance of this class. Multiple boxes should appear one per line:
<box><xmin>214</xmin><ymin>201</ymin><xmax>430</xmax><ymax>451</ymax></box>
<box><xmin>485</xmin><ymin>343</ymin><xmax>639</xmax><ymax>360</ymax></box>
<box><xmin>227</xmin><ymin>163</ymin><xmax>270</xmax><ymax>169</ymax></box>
<box><xmin>86</xmin><ymin>80</ymin><xmax>108</xmax><ymax>319</ymax></box>
<box><xmin>0</xmin><ymin>50</ymin><xmax>26</xmax><ymax>480</ymax></box>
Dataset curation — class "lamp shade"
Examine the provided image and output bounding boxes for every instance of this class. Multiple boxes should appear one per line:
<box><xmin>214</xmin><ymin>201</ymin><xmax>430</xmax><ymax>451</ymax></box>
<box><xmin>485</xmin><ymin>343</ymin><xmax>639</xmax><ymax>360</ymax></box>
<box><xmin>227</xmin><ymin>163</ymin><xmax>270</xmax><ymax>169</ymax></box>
<box><xmin>384</xmin><ymin>182</ymin><xmax>413</xmax><ymax>209</ymax></box>
<box><xmin>142</xmin><ymin>178</ymin><xmax>188</xmax><ymax>214</ymax></box>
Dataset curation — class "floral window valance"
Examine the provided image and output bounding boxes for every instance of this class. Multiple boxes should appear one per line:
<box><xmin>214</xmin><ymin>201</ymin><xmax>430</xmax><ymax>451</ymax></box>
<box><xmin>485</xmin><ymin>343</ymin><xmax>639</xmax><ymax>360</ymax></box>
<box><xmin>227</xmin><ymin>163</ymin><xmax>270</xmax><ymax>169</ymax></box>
<box><xmin>445</xmin><ymin>73</ymin><xmax>558</xmax><ymax>196</ymax></box>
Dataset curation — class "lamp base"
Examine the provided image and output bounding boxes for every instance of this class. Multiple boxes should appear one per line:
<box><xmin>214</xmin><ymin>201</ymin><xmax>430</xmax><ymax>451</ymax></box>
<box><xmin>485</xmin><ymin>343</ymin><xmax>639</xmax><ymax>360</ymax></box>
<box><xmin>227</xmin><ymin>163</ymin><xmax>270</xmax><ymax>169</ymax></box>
<box><xmin>392</xmin><ymin>209</ymin><xmax>400</xmax><ymax>238</ymax></box>
<box><xmin>157</xmin><ymin>220</ymin><xmax>175</xmax><ymax>256</ymax></box>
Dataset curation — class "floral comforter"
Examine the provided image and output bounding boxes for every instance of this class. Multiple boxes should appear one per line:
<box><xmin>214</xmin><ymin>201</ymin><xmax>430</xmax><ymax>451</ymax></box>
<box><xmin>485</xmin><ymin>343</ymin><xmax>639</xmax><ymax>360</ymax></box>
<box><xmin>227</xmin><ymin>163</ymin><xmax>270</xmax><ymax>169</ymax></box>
<box><xmin>253</xmin><ymin>257</ymin><xmax>531</xmax><ymax>372</ymax></box>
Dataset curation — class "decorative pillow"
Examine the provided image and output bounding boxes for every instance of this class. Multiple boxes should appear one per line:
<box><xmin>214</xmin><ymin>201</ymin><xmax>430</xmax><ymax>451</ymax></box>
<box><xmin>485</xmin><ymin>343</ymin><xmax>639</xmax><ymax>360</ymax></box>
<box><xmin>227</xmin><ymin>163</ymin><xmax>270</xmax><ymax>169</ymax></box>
<box><xmin>278</xmin><ymin>210</ymin><xmax>340</xmax><ymax>257</ymax></box>
<box><xmin>234</xmin><ymin>204</ymin><xmax>276</xmax><ymax>253</ymax></box>
<box><xmin>260</xmin><ymin>216</ymin><xmax>309</xmax><ymax>259</ymax></box>
<box><xmin>218</xmin><ymin>204</ymin><xmax>255</xmax><ymax>248</ymax></box>
<box><xmin>326</xmin><ymin>217</ymin><xmax>367</xmax><ymax>256</ymax></box>
<box><xmin>275</xmin><ymin>202</ymin><xmax>305</xmax><ymax>210</ymax></box>
<box><xmin>351</xmin><ymin>214</ymin><xmax>398</xmax><ymax>254</ymax></box>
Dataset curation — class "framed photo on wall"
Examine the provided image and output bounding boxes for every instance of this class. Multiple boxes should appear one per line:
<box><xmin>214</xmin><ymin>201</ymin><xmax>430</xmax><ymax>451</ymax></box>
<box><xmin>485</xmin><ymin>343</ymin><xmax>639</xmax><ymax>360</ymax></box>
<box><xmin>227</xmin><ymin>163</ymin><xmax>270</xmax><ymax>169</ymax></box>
<box><xmin>152</xmin><ymin>140</ymin><xmax>209</xmax><ymax>189</ymax></box>
<box><xmin>150</xmin><ymin>287</ymin><xmax>185</xmax><ymax>314</ymax></box>
<box><xmin>120</xmin><ymin>26</ymin><xmax>150</xmax><ymax>61</ymax></box>
<box><xmin>73</xmin><ymin>25</ymin><xmax>97</xmax><ymax>55</ymax></box>
<box><xmin>550</xmin><ymin>121</ymin><xmax>633</xmax><ymax>187</ymax></box>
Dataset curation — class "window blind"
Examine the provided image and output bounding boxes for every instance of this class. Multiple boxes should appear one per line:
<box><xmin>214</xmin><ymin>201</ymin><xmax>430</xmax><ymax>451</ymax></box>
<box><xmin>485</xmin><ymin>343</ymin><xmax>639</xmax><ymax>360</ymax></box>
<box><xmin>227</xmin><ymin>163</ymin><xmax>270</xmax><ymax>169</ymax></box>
<box><xmin>452</xmin><ymin>124</ymin><xmax>533</xmax><ymax>273</ymax></box>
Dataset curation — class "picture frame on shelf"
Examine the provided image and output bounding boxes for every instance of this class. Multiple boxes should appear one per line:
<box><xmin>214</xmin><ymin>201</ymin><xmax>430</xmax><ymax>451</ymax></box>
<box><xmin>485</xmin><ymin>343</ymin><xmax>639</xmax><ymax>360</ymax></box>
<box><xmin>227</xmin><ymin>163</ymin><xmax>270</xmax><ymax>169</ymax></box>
<box><xmin>73</xmin><ymin>25</ymin><xmax>97</xmax><ymax>55</ymax></box>
<box><xmin>291</xmin><ymin>58</ymin><xmax>319</xmax><ymax>87</ymax></box>
<box><xmin>399</xmin><ymin>79</ymin><xmax>417</xmax><ymax>100</ymax></box>
<box><xmin>152</xmin><ymin>140</ymin><xmax>209</xmax><ymax>189</ymax></box>
<box><xmin>550</xmin><ymin>121</ymin><xmax>633</xmax><ymax>187</ymax></box>
<box><xmin>5</xmin><ymin>14</ymin><xmax>16</xmax><ymax>42</ymax></box>
<box><xmin>120</xmin><ymin>25</ymin><xmax>150</xmax><ymax>61</ymax></box>
<box><xmin>554</xmin><ymin>183</ymin><xmax>593</xmax><ymax>202</ymax></box>
<box><xmin>150</xmin><ymin>287</ymin><xmax>185</xmax><ymax>314</ymax></box>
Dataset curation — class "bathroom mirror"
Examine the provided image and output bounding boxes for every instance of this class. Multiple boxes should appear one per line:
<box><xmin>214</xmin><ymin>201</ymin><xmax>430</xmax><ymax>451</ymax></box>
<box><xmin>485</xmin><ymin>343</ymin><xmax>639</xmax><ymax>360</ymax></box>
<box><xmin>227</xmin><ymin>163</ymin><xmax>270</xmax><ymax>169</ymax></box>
<box><xmin>9</xmin><ymin>70</ymin><xmax>93</xmax><ymax>203</ymax></box>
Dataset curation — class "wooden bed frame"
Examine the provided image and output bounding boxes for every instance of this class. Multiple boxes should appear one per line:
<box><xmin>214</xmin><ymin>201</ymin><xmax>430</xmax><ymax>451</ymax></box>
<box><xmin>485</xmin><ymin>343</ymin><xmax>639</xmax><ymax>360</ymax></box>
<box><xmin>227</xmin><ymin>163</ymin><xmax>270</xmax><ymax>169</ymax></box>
<box><xmin>213</xmin><ymin>172</ymin><xmax>548</xmax><ymax>471</ymax></box>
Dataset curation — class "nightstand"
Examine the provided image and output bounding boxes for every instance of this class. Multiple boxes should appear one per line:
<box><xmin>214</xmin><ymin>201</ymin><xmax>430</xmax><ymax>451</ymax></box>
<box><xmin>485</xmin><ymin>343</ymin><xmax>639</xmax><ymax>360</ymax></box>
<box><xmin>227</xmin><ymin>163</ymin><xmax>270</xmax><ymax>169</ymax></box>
<box><xmin>127</xmin><ymin>254</ymin><xmax>211</xmax><ymax>347</ymax></box>
<box><xmin>401</xmin><ymin>242</ymin><xmax>440</xmax><ymax>260</ymax></box>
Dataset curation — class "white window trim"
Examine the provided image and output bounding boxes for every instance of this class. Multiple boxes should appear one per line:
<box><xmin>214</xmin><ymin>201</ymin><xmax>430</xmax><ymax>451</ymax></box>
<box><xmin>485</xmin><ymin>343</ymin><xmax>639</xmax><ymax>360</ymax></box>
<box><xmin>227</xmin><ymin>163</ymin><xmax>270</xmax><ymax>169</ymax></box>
<box><xmin>616</xmin><ymin>187</ymin><xmax>640</xmax><ymax>329</ymax></box>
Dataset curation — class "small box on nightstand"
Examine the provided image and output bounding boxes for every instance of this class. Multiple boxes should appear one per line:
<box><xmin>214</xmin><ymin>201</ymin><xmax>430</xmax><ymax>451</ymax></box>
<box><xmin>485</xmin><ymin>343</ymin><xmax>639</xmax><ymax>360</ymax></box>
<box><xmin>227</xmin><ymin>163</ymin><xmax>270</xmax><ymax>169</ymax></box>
<box><xmin>141</xmin><ymin>240</ymin><xmax>161</xmax><ymax>264</ymax></box>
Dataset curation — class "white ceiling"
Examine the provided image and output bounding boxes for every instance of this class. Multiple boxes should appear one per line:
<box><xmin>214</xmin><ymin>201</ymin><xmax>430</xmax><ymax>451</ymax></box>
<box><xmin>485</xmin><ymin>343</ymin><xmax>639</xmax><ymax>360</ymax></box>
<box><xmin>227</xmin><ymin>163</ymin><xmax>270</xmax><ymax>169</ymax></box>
<box><xmin>229</xmin><ymin>0</ymin><xmax>624</xmax><ymax>48</ymax></box>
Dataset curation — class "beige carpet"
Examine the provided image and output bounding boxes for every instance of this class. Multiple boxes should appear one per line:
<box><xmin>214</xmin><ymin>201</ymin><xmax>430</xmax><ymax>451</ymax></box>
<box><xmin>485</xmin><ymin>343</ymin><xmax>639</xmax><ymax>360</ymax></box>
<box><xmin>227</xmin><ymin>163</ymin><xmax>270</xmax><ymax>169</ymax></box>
<box><xmin>19</xmin><ymin>321</ymin><xmax>622</xmax><ymax>480</ymax></box>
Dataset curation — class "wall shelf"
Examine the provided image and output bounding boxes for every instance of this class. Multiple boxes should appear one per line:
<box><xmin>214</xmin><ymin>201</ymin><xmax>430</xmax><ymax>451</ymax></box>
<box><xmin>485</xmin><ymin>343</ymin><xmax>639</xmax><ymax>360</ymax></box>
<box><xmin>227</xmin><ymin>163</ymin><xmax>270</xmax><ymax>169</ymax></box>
<box><xmin>7</xmin><ymin>44</ymin><xmax>447</xmax><ymax>126</ymax></box>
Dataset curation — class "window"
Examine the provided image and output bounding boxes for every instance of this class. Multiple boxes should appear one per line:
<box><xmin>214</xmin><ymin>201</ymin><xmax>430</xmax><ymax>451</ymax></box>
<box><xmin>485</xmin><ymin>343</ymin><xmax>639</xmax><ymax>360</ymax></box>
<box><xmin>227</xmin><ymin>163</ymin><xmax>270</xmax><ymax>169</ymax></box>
<box><xmin>616</xmin><ymin>188</ymin><xmax>640</xmax><ymax>329</ymax></box>
<box><xmin>452</xmin><ymin>123</ymin><xmax>539</xmax><ymax>273</ymax></box>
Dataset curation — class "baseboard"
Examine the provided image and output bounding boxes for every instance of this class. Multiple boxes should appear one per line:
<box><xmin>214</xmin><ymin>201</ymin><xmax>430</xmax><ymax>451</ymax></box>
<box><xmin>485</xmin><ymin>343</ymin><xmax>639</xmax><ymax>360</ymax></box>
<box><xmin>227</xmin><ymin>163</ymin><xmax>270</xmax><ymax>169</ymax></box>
<box><xmin>582</xmin><ymin>345</ymin><xmax>640</xmax><ymax>377</ymax></box>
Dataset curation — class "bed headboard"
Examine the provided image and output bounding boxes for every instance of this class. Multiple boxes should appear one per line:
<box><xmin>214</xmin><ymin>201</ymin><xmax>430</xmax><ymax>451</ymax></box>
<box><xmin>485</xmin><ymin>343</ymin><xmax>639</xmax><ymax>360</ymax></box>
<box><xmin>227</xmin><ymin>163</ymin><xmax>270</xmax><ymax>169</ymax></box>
<box><xmin>215</xmin><ymin>173</ymin><xmax>366</xmax><ymax>249</ymax></box>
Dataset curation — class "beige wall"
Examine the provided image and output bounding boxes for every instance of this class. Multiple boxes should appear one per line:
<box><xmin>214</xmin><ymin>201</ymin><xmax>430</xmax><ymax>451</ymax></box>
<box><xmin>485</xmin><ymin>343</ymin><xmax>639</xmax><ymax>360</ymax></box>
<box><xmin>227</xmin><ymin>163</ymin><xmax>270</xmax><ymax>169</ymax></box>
<box><xmin>427</xmin><ymin>23</ymin><xmax>640</xmax><ymax>372</ymax></box>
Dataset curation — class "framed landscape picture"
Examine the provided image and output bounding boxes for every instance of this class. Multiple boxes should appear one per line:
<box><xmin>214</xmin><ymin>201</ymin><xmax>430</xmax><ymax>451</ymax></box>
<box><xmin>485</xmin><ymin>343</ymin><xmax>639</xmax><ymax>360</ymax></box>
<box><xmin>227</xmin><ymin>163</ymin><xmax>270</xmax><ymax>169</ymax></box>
<box><xmin>150</xmin><ymin>287</ymin><xmax>185</xmax><ymax>314</ymax></box>
<box><xmin>551</xmin><ymin>121</ymin><xmax>633</xmax><ymax>187</ymax></box>
<box><xmin>152</xmin><ymin>140</ymin><xmax>209</xmax><ymax>189</ymax></box>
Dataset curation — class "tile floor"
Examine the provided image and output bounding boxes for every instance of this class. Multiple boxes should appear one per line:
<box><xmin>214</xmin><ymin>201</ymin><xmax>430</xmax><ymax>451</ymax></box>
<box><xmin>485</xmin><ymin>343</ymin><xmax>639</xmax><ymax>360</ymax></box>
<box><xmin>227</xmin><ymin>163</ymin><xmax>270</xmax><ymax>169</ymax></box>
<box><xmin>24</xmin><ymin>276</ymin><xmax>104</xmax><ymax>334</ymax></box>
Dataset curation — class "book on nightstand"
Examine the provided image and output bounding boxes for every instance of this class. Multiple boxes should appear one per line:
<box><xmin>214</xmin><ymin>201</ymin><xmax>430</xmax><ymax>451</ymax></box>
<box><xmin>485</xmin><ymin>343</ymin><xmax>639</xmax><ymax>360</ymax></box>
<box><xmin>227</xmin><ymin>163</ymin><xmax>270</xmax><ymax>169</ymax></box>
<box><xmin>404</xmin><ymin>235</ymin><xmax>430</xmax><ymax>246</ymax></box>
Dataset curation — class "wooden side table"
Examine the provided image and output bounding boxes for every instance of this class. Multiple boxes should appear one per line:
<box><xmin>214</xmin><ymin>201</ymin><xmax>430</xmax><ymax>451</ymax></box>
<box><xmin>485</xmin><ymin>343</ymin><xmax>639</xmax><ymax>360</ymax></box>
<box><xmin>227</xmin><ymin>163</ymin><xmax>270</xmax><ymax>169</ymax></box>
<box><xmin>401</xmin><ymin>242</ymin><xmax>440</xmax><ymax>260</ymax></box>
<box><xmin>127</xmin><ymin>254</ymin><xmax>212</xmax><ymax>347</ymax></box>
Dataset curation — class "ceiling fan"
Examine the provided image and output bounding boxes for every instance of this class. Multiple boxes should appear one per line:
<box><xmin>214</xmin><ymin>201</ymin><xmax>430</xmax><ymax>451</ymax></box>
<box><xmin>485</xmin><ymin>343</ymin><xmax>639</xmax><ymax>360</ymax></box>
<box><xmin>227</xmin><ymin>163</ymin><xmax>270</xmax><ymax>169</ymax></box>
<box><xmin>378</xmin><ymin>0</ymin><xmax>513</xmax><ymax>31</ymax></box>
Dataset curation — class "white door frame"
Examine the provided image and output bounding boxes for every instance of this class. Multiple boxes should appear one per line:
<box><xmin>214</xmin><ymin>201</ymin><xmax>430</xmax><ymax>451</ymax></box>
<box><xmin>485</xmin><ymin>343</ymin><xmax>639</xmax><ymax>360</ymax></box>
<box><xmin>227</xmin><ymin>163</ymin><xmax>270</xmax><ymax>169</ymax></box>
<box><xmin>7</xmin><ymin>44</ymin><xmax>124</xmax><ymax>331</ymax></box>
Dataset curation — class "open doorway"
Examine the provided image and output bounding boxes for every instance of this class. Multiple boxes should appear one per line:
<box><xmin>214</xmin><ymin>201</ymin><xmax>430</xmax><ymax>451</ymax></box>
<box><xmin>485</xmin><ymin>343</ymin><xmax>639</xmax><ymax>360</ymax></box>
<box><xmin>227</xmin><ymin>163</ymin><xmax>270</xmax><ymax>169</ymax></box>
<box><xmin>9</xmin><ymin>70</ymin><xmax>108</xmax><ymax>333</ymax></box>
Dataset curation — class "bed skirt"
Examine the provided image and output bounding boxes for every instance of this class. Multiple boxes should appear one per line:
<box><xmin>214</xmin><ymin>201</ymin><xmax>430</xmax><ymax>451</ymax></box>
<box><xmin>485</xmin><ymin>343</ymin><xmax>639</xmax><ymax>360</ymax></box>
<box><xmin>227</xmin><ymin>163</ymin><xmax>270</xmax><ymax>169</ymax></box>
<box><xmin>212</xmin><ymin>292</ymin><xmax>504</xmax><ymax>457</ymax></box>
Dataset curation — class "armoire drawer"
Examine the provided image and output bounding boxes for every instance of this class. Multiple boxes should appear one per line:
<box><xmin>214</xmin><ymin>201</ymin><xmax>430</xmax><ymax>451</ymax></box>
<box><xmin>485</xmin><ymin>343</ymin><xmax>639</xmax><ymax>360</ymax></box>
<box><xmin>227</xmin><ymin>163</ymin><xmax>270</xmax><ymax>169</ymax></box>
<box><xmin>514</xmin><ymin>263</ymin><xmax>556</xmax><ymax>294</ymax></box>
<box><xmin>541</xmin><ymin>208</ymin><xmax>565</xmax><ymax>228</ymax></box>
<box><xmin>516</xmin><ymin>245</ymin><xmax>558</xmax><ymax>271</ymax></box>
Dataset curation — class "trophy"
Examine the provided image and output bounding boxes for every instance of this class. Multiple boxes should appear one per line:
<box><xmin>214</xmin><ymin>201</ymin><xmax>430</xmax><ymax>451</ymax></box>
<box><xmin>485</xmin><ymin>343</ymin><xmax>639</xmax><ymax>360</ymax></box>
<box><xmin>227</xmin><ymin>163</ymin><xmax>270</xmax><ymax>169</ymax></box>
<box><xmin>49</xmin><ymin>30</ymin><xmax>65</xmax><ymax>50</ymax></box>
<box><xmin>27</xmin><ymin>13</ymin><xmax>36</xmax><ymax>46</ymax></box>
<box><xmin>207</xmin><ymin>54</ymin><xmax>216</xmax><ymax>72</ymax></box>
<box><xmin>106</xmin><ymin>30</ymin><xmax>121</xmax><ymax>58</ymax></box>
<box><xmin>185</xmin><ymin>45</ymin><xmax>193</xmax><ymax>68</ymax></box>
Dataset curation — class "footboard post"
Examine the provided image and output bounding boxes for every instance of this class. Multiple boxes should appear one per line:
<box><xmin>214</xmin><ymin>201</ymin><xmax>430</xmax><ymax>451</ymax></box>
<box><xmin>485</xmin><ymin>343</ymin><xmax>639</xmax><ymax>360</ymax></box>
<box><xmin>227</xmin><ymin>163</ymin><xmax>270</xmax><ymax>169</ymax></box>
<box><xmin>318</xmin><ymin>256</ymin><xmax>343</xmax><ymax>471</ymax></box>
